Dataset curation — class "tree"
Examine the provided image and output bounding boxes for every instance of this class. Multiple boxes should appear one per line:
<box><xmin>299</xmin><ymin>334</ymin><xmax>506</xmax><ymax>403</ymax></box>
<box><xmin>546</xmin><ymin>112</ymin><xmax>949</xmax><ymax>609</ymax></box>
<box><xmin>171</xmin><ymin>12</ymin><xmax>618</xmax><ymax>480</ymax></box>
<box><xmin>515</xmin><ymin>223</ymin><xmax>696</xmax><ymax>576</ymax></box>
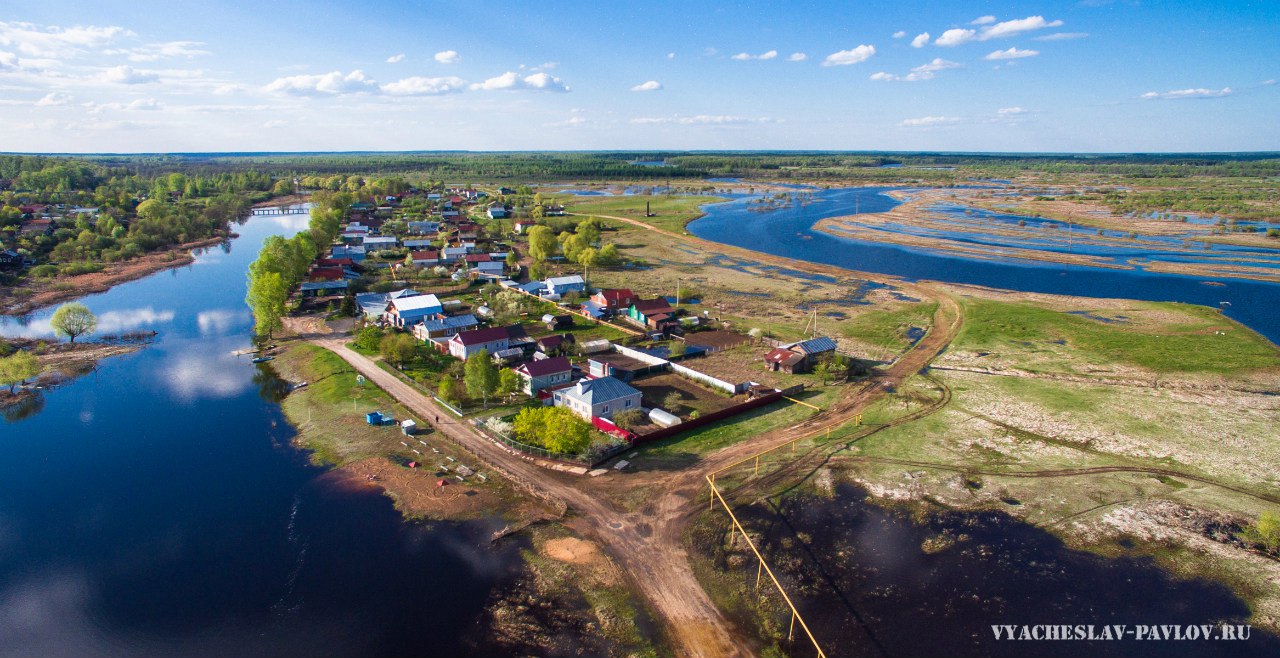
<box><xmin>576</xmin><ymin>246</ymin><xmax>599</xmax><ymax>279</ymax></box>
<box><xmin>464</xmin><ymin>349</ymin><xmax>499</xmax><ymax>406</ymax></box>
<box><xmin>513</xmin><ymin>406</ymin><xmax>593</xmax><ymax>454</ymax></box>
<box><xmin>597</xmin><ymin>243</ymin><xmax>621</xmax><ymax>265</ymax></box>
<box><xmin>50</xmin><ymin>302</ymin><xmax>97</xmax><ymax>343</ymax></box>
<box><xmin>497</xmin><ymin>368</ymin><xmax>521</xmax><ymax>399</ymax></box>
<box><xmin>0</xmin><ymin>350</ymin><xmax>41</xmax><ymax>394</ymax></box>
<box><xmin>245</xmin><ymin>271</ymin><xmax>286</xmax><ymax>340</ymax></box>
<box><xmin>438</xmin><ymin>377</ymin><xmax>465</xmax><ymax>405</ymax></box>
<box><xmin>380</xmin><ymin>333</ymin><xmax>418</xmax><ymax>368</ymax></box>
<box><xmin>1247</xmin><ymin>511</ymin><xmax>1280</xmax><ymax>553</ymax></box>
<box><xmin>662</xmin><ymin>391</ymin><xmax>684</xmax><ymax>413</ymax></box>
<box><xmin>527</xmin><ymin>225</ymin><xmax>558</xmax><ymax>262</ymax></box>
<box><xmin>612</xmin><ymin>408</ymin><xmax>644</xmax><ymax>430</ymax></box>
<box><xmin>355</xmin><ymin>325</ymin><xmax>384</xmax><ymax>352</ymax></box>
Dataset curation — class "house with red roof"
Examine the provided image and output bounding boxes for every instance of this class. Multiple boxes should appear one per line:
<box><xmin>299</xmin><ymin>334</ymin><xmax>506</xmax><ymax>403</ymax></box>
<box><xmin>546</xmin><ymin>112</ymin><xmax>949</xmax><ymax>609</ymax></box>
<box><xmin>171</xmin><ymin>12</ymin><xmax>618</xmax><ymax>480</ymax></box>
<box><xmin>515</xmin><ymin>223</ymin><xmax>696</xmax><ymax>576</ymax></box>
<box><xmin>514</xmin><ymin>356</ymin><xmax>573</xmax><ymax>395</ymax></box>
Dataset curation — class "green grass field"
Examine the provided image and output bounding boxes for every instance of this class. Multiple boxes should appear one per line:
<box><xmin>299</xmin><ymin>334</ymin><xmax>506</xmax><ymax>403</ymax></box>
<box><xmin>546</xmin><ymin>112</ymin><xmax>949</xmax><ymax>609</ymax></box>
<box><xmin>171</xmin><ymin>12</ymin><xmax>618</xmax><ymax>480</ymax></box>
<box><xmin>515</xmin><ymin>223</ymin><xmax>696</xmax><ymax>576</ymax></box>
<box><xmin>954</xmin><ymin>298</ymin><xmax>1280</xmax><ymax>375</ymax></box>
<box><xmin>564</xmin><ymin>194</ymin><xmax>725</xmax><ymax>233</ymax></box>
<box><xmin>841</xmin><ymin>301</ymin><xmax>938</xmax><ymax>358</ymax></box>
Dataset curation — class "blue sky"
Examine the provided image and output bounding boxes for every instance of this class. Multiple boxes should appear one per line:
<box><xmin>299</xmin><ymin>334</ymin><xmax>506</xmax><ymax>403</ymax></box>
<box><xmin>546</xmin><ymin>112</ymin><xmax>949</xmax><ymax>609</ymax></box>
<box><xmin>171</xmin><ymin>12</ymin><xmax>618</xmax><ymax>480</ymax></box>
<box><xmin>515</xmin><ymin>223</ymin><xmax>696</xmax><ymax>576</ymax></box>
<box><xmin>1</xmin><ymin>1</ymin><xmax>1276</xmax><ymax>153</ymax></box>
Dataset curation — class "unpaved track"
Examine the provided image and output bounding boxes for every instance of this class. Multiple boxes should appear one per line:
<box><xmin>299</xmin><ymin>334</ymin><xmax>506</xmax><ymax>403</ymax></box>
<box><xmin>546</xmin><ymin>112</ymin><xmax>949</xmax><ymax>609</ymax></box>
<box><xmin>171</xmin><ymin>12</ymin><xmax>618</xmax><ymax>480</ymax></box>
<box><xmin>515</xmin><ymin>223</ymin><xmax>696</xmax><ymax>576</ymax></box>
<box><xmin>304</xmin><ymin>215</ymin><xmax>964</xmax><ymax>657</ymax></box>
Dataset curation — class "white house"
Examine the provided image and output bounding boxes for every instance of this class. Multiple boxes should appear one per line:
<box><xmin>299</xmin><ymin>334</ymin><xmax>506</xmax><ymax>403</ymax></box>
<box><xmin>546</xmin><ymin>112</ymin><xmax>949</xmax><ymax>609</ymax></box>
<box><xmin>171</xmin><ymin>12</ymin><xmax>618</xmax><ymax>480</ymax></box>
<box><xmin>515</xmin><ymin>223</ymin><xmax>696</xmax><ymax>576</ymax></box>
<box><xmin>545</xmin><ymin>275</ymin><xmax>586</xmax><ymax>296</ymax></box>
<box><xmin>553</xmin><ymin>376</ymin><xmax>642</xmax><ymax>421</ymax></box>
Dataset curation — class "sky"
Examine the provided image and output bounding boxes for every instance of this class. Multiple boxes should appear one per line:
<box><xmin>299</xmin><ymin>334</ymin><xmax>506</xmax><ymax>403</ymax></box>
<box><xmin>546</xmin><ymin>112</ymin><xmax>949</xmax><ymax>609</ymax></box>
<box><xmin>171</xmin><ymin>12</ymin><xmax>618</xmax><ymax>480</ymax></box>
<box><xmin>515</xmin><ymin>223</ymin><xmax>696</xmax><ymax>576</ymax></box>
<box><xmin>0</xmin><ymin>0</ymin><xmax>1277</xmax><ymax>153</ymax></box>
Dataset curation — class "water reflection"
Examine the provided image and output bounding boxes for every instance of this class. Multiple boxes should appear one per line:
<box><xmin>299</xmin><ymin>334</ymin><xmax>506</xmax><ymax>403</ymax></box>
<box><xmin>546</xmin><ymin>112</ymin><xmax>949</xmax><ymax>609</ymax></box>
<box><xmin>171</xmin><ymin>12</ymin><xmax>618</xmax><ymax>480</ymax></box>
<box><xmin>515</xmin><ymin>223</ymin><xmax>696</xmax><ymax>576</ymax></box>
<box><xmin>0</xmin><ymin>306</ymin><xmax>176</xmax><ymax>339</ymax></box>
<box><xmin>0</xmin><ymin>392</ymin><xmax>45</xmax><ymax>423</ymax></box>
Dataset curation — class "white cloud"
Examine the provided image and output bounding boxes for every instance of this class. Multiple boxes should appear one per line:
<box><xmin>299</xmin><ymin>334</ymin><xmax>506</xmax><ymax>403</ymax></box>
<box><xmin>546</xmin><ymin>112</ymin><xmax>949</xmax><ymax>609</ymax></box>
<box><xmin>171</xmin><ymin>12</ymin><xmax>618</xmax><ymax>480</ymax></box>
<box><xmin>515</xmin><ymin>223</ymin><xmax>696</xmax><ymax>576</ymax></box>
<box><xmin>821</xmin><ymin>44</ymin><xmax>876</xmax><ymax>66</ymax></box>
<box><xmin>434</xmin><ymin>50</ymin><xmax>460</xmax><ymax>64</ymax></box>
<box><xmin>911</xmin><ymin>32</ymin><xmax>930</xmax><ymax>48</ymax></box>
<box><xmin>0</xmin><ymin>21</ymin><xmax>133</xmax><ymax>58</ymax></box>
<box><xmin>84</xmin><ymin>98</ymin><xmax>163</xmax><ymax>113</ymax></box>
<box><xmin>101</xmin><ymin>65</ymin><xmax>158</xmax><ymax>84</ymax></box>
<box><xmin>34</xmin><ymin>92</ymin><xmax>71</xmax><ymax>106</ymax></box>
<box><xmin>1264</xmin><ymin>79</ymin><xmax>1277</xmax><ymax>86</ymax></box>
<box><xmin>731</xmin><ymin>50</ymin><xmax>778</xmax><ymax>61</ymax></box>
<box><xmin>666</xmin><ymin>52</ymin><xmax>676</xmax><ymax>59</ymax></box>
<box><xmin>631</xmin><ymin>114</ymin><xmax>776</xmax><ymax>125</ymax></box>
<box><xmin>110</xmin><ymin>41</ymin><xmax>210</xmax><ymax>62</ymax></box>
<box><xmin>980</xmin><ymin>16</ymin><xmax>1063</xmax><ymax>40</ymax></box>
<box><xmin>787</xmin><ymin>52</ymin><xmax>807</xmax><ymax>62</ymax></box>
<box><xmin>0</xmin><ymin>50</ymin><xmax>16</xmax><ymax>70</ymax></box>
<box><xmin>264</xmin><ymin>69</ymin><xmax>375</xmax><ymax>96</ymax></box>
<box><xmin>985</xmin><ymin>47</ymin><xmax>1039</xmax><ymax>60</ymax></box>
<box><xmin>1141</xmin><ymin>87</ymin><xmax>1233</xmax><ymax>100</ymax></box>
<box><xmin>997</xmin><ymin>106</ymin><xmax>1027</xmax><ymax>115</ymax></box>
<box><xmin>935</xmin><ymin>29</ymin><xmax>976</xmax><ymax>47</ymax></box>
<box><xmin>380</xmin><ymin>75</ymin><xmax>467</xmax><ymax>96</ymax></box>
<box><xmin>212</xmin><ymin>84</ymin><xmax>240</xmax><ymax>96</ymax></box>
<box><xmin>870</xmin><ymin>57</ymin><xmax>961</xmax><ymax>82</ymax></box>
<box><xmin>900</xmin><ymin>115</ymin><xmax>961</xmax><ymax>127</ymax></box>
<box><xmin>386</xmin><ymin>53</ymin><xmax>405</xmax><ymax>63</ymax></box>
<box><xmin>971</xmin><ymin>16</ymin><xmax>996</xmax><ymax>25</ymax></box>
<box><xmin>196</xmin><ymin>309</ymin><xmax>249</xmax><ymax>335</ymax></box>
<box><xmin>521</xmin><ymin>72</ymin><xmax>569</xmax><ymax>92</ymax></box>
<box><xmin>892</xmin><ymin>30</ymin><xmax>907</xmax><ymax>39</ymax></box>
<box><xmin>263</xmin><ymin>119</ymin><xmax>286</xmax><ymax>129</ymax></box>
<box><xmin>630</xmin><ymin>80</ymin><xmax>662</xmax><ymax>92</ymax></box>
<box><xmin>547</xmin><ymin>115</ymin><xmax>588</xmax><ymax>127</ymax></box>
<box><xmin>1035</xmin><ymin>32</ymin><xmax>1088</xmax><ymax>41</ymax></box>
<box><xmin>469</xmin><ymin>71</ymin><xmax>569</xmax><ymax>92</ymax></box>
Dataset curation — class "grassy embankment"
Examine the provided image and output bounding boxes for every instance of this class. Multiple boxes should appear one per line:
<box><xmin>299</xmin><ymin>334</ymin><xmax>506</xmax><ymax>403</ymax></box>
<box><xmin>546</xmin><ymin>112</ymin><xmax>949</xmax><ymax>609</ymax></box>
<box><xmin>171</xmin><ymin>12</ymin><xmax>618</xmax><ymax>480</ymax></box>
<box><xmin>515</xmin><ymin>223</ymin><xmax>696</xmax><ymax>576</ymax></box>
<box><xmin>270</xmin><ymin>344</ymin><xmax>535</xmax><ymax>520</ymax></box>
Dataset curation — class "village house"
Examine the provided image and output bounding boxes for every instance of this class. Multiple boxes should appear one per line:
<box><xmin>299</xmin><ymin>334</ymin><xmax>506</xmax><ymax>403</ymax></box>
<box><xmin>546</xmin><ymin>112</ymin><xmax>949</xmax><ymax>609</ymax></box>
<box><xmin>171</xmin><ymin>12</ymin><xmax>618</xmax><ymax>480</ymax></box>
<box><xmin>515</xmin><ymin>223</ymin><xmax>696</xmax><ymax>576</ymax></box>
<box><xmin>764</xmin><ymin>336</ymin><xmax>839</xmax><ymax>374</ymax></box>
<box><xmin>625</xmin><ymin>298</ymin><xmax>676</xmax><ymax>331</ymax></box>
<box><xmin>590</xmin><ymin>288</ymin><xmax>636</xmax><ymax>312</ymax></box>
<box><xmin>361</xmin><ymin>236</ymin><xmax>398</xmax><ymax>251</ymax></box>
<box><xmin>406</xmin><ymin>220</ymin><xmax>440</xmax><ymax>235</ymax></box>
<box><xmin>442</xmin><ymin>246</ymin><xmax>469</xmax><ymax>261</ymax></box>
<box><xmin>412</xmin><ymin>314</ymin><xmax>479</xmax><ymax>340</ymax></box>
<box><xmin>553</xmin><ymin>376</ymin><xmax>642</xmax><ymax>421</ymax></box>
<box><xmin>486</xmin><ymin>205</ymin><xmax>509</xmax><ymax>219</ymax></box>
<box><xmin>385</xmin><ymin>293</ymin><xmax>443</xmax><ymax>328</ymax></box>
<box><xmin>447</xmin><ymin>324</ymin><xmax>527</xmax><ymax>360</ymax></box>
<box><xmin>299</xmin><ymin>280</ymin><xmax>348</xmax><ymax>297</ymax></box>
<box><xmin>330</xmin><ymin>244</ymin><xmax>366</xmax><ymax>262</ymax></box>
<box><xmin>402</xmin><ymin>238</ymin><xmax>435</xmax><ymax>249</ymax></box>
<box><xmin>409</xmin><ymin>250</ymin><xmax>440</xmax><ymax>267</ymax></box>
<box><xmin>513</xmin><ymin>219</ymin><xmax>536</xmax><ymax>234</ymax></box>
<box><xmin>545</xmin><ymin>275</ymin><xmax>586</xmax><ymax>297</ymax></box>
<box><xmin>514</xmin><ymin>356</ymin><xmax>573</xmax><ymax>395</ymax></box>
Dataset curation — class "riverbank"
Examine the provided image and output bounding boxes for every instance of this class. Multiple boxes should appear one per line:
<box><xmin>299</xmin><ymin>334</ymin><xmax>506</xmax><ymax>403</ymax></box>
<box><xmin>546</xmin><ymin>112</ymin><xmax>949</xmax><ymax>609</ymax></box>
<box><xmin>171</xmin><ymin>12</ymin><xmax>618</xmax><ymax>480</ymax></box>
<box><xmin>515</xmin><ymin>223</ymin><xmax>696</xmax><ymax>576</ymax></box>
<box><xmin>0</xmin><ymin>234</ymin><xmax>231</xmax><ymax>317</ymax></box>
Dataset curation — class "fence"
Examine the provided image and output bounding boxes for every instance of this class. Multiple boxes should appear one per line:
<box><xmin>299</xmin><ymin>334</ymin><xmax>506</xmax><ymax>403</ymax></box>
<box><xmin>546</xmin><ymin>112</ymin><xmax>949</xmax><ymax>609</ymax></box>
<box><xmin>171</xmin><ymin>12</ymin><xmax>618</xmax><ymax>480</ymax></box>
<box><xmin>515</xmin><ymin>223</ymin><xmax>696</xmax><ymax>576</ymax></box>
<box><xmin>669</xmin><ymin>360</ymin><xmax>742</xmax><ymax>394</ymax></box>
<box><xmin>635</xmin><ymin>389</ymin><xmax>785</xmax><ymax>443</ymax></box>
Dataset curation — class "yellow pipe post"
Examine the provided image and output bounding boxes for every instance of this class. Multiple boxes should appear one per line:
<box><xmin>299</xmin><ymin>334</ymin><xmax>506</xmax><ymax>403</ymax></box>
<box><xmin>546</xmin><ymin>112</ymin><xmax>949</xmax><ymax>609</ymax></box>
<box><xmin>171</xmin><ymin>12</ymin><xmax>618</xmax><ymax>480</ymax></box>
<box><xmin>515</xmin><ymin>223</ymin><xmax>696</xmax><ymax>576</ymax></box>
<box><xmin>756</xmin><ymin>558</ymin><xmax>763</xmax><ymax>591</ymax></box>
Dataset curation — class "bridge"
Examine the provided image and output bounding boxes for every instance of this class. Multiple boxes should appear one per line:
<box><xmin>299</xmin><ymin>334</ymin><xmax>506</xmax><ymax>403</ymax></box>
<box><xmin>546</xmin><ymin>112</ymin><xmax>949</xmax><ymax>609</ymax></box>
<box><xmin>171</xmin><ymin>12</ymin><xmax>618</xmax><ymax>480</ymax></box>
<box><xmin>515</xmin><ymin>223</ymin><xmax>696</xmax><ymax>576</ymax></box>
<box><xmin>250</xmin><ymin>206</ymin><xmax>309</xmax><ymax>216</ymax></box>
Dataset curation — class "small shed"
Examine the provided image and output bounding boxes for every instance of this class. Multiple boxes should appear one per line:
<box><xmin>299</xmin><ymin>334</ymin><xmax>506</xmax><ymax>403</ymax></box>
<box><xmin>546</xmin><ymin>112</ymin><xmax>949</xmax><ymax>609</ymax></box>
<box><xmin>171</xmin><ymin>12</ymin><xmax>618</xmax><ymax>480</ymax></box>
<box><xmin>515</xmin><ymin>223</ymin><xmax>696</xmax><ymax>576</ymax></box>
<box><xmin>366</xmin><ymin>411</ymin><xmax>384</xmax><ymax>425</ymax></box>
<box><xmin>401</xmin><ymin>419</ymin><xmax>417</xmax><ymax>435</ymax></box>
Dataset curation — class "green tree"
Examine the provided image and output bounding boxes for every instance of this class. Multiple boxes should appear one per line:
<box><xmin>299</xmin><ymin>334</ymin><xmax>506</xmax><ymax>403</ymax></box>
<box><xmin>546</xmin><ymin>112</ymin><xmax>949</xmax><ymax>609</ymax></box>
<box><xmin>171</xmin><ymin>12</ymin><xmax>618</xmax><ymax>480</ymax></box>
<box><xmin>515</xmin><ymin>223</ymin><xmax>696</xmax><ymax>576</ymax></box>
<box><xmin>380</xmin><ymin>333</ymin><xmax>418</xmax><ymax>368</ymax></box>
<box><xmin>245</xmin><ymin>271</ymin><xmax>287</xmax><ymax>340</ymax></box>
<box><xmin>464</xmin><ymin>349</ymin><xmax>499</xmax><ymax>406</ymax></box>
<box><xmin>355</xmin><ymin>325</ymin><xmax>384</xmax><ymax>351</ymax></box>
<box><xmin>438</xmin><ymin>377</ymin><xmax>465</xmax><ymax>405</ymax></box>
<box><xmin>576</xmin><ymin>246</ymin><xmax>599</xmax><ymax>279</ymax></box>
<box><xmin>271</xmin><ymin>179</ymin><xmax>293</xmax><ymax>196</ymax></box>
<box><xmin>543</xmin><ymin>408</ymin><xmax>593</xmax><ymax>454</ymax></box>
<box><xmin>0</xmin><ymin>350</ymin><xmax>41</xmax><ymax>394</ymax></box>
<box><xmin>596</xmin><ymin>243</ymin><xmax>621</xmax><ymax>265</ymax></box>
<box><xmin>611</xmin><ymin>408</ymin><xmax>644</xmax><ymax>430</ymax></box>
<box><xmin>497</xmin><ymin>368</ymin><xmax>521</xmax><ymax>399</ymax></box>
<box><xmin>1247</xmin><ymin>511</ymin><xmax>1280</xmax><ymax>553</ymax></box>
<box><xmin>526</xmin><ymin>225</ymin><xmax>558</xmax><ymax>262</ymax></box>
<box><xmin>50</xmin><ymin>302</ymin><xmax>97</xmax><ymax>343</ymax></box>
<box><xmin>662</xmin><ymin>391</ymin><xmax>683</xmax><ymax>413</ymax></box>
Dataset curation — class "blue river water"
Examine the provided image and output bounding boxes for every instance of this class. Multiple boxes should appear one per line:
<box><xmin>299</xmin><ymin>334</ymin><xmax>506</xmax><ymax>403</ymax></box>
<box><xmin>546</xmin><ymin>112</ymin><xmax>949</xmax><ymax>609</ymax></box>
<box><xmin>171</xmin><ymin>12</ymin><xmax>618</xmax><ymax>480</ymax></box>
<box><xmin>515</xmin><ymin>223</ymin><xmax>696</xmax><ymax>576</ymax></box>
<box><xmin>0</xmin><ymin>216</ymin><xmax>518</xmax><ymax>657</ymax></box>
<box><xmin>687</xmin><ymin>187</ymin><xmax>1280</xmax><ymax>345</ymax></box>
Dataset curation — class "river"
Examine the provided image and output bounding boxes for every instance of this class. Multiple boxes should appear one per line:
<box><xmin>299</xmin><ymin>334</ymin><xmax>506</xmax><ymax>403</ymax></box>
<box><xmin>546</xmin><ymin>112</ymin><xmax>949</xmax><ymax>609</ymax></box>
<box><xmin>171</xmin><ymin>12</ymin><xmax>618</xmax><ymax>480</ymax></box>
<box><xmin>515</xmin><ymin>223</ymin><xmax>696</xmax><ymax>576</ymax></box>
<box><xmin>687</xmin><ymin>187</ymin><xmax>1280</xmax><ymax>344</ymax></box>
<box><xmin>0</xmin><ymin>215</ymin><xmax>521</xmax><ymax>657</ymax></box>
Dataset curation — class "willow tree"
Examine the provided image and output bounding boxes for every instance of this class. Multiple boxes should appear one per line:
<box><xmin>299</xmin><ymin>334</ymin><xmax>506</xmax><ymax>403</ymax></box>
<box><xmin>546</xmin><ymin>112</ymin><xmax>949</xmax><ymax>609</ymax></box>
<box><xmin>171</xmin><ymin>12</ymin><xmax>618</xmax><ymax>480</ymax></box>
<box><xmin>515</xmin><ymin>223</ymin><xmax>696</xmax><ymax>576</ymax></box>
<box><xmin>50</xmin><ymin>303</ymin><xmax>97</xmax><ymax>343</ymax></box>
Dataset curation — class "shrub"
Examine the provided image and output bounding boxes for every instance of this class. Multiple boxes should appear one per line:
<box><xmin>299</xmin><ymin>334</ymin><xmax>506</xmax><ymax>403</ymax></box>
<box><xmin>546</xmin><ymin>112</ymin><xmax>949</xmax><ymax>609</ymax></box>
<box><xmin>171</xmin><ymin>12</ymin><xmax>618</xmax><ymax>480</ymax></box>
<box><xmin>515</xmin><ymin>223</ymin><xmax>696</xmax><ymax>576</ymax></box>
<box><xmin>612</xmin><ymin>408</ymin><xmax>644</xmax><ymax>430</ymax></box>
<box><xmin>30</xmin><ymin>264</ymin><xmax>58</xmax><ymax>278</ymax></box>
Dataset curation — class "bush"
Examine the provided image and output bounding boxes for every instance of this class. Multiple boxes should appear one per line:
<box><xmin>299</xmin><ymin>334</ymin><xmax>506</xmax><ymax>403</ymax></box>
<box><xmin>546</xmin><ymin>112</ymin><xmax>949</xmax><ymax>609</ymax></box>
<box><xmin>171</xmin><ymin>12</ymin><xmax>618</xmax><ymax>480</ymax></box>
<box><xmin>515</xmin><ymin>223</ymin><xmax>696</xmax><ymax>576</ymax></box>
<box><xmin>612</xmin><ymin>408</ymin><xmax>644</xmax><ymax>430</ymax></box>
<box><xmin>1267</xmin><ymin>228</ymin><xmax>1279</xmax><ymax>239</ymax></box>
<box><xmin>29</xmin><ymin>264</ymin><xmax>58</xmax><ymax>278</ymax></box>
<box><xmin>58</xmin><ymin>262</ymin><xmax>104</xmax><ymax>277</ymax></box>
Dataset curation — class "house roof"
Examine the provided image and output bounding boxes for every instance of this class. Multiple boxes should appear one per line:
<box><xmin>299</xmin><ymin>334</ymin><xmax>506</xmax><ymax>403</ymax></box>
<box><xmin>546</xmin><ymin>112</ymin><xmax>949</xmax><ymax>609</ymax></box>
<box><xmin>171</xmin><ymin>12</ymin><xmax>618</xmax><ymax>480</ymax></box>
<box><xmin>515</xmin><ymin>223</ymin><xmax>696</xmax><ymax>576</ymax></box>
<box><xmin>389</xmin><ymin>294</ymin><xmax>441</xmax><ymax>313</ymax></box>
<box><xmin>536</xmin><ymin>335</ymin><xmax>565</xmax><ymax>350</ymax></box>
<box><xmin>792</xmin><ymin>337</ymin><xmax>838</xmax><ymax>355</ymax></box>
<box><xmin>410</xmin><ymin>250</ymin><xmax>439</xmax><ymax>259</ymax></box>
<box><xmin>546</xmin><ymin>275</ymin><xmax>584</xmax><ymax>287</ymax></box>
<box><xmin>452</xmin><ymin>324</ymin><xmax>524</xmax><ymax>346</ymax></box>
<box><xmin>516</xmin><ymin>356</ymin><xmax>571</xmax><ymax>377</ymax></box>
<box><xmin>562</xmin><ymin>376</ymin><xmax>640</xmax><ymax>406</ymax></box>
<box><xmin>595</xmin><ymin>288</ymin><xmax>634</xmax><ymax>302</ymax></box>
<box><xmin>464</xmin><ymin>254</ymin><xmax>492</xmax><ymax>262</ymax></box>
<box><xmin>300</xmin><ymin>281</ymin><xmax>347</xmax><ymax>291</ymax></box>
<box><xmin>765</xmin><ymin>347</ymin><xmax>805</xmax><ymax>366</ymax></box>
<box><xmin>631</xmin><ymin>298</ymin><xmax>673</xmax><ymax>314</ymax></box>
<box><xmin>420</xmin><ymin>314</ymin><xmax>478</xmax><ymax>332</ymax></box>
<box><xmin>388</xmin><ymin>288</ymin><xmax>419</xmax><ymax>299</ymax></box>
